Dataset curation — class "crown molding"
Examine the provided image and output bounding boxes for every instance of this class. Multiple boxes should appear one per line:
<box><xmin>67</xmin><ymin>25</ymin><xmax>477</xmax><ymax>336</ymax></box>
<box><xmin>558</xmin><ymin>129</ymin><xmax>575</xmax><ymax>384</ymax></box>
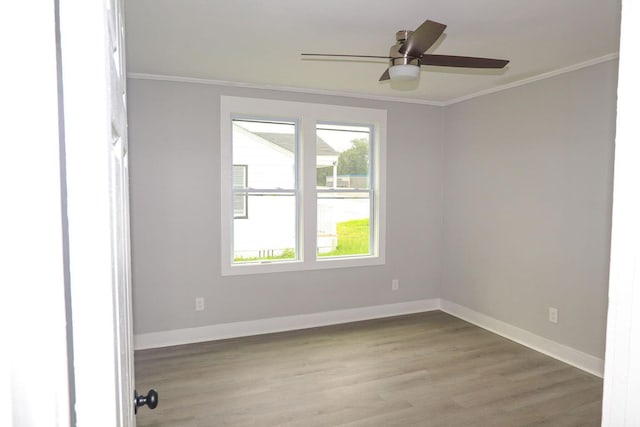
<box><xmin>443</xmin><ymin>53</ymin><xmax>619</xmax><ymax>106</ymax></box>
<box><xmin>127</xmin><ymin>53</ymin><xmax>619</xmax><ymax>107</ymax></box>
<box><xmin>126</xmin><ymin>73</ymin><xmax>447</xmax><ymax>106</ymax></box>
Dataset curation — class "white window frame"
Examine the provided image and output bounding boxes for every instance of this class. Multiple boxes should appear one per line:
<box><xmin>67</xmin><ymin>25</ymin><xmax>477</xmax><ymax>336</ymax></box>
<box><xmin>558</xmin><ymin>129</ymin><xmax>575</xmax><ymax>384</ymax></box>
<box><xmin>220</xmin><ymin>96</ymin><xmax>387</xmax><ymax>276</ymax></box>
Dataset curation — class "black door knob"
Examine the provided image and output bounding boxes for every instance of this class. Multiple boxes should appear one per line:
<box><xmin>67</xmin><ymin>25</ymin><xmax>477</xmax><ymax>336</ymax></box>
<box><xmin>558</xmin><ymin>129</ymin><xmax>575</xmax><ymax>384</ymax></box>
<box><xmin>134</xmin><ymin>389</ymin><xmax>159</xmax><ymax>414</ymax></box>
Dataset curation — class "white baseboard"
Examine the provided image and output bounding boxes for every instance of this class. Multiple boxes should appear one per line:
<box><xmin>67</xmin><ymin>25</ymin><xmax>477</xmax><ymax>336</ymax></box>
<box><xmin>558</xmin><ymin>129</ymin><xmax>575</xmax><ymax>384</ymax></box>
<box><xmin>134</xmin><ymin>299</ymin><xmax>440</xmax><ymax>350</ymax></box>
<box><xmin>440</xmin><ymin>300</ymin><xmax>605</xmax><ymax>378</ymax></box>
<box><xmin>134</xmin><ymin>298</ymin><xmax>604</xmax><ymax>378</ymax></box>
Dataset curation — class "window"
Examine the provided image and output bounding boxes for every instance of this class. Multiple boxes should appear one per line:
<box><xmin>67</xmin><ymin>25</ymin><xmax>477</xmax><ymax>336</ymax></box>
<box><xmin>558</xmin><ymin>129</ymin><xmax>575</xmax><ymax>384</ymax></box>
<box><xmin>221</xmin><ymin>96</ymin><xmax>386</xmax><ymax>275</ymax></box>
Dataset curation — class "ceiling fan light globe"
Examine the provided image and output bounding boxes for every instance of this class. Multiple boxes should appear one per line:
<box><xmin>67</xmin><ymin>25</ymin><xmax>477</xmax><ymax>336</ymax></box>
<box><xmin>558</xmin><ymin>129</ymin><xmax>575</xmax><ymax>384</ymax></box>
<box><xmin>388</xmin><ymin>64</ymin><xmax>420</xmax><ymax>81</ymax></box>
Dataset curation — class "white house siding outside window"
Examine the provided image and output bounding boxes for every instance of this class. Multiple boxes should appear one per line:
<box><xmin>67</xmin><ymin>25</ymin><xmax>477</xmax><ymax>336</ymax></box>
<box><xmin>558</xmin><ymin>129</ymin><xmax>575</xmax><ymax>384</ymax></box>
<box><xmin>220</xmin><ymin>96</ymin><xmax>386</xmax><ymax>275</ymax></box>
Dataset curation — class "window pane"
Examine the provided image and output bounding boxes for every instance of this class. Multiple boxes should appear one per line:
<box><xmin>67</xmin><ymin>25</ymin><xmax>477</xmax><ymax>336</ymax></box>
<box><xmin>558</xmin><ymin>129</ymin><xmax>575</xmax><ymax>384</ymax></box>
<box><xmin>317</xmin><ymin>192</ymin><xmax>370</xmax><ymax>257</ymax></box>
<box><xmin>316</xmin><ymin>124</ymin><xmax>370</xmax><ymax>190</ymax></box>
<box><xmin>233</xmin><ymin>119</ymin><xmax>296</xmax><ymax>189</ymax></box>
<box><xmin>234</xmin><ymin>193</ymin><xmax>296</xmax><ymax>263</ymax></box>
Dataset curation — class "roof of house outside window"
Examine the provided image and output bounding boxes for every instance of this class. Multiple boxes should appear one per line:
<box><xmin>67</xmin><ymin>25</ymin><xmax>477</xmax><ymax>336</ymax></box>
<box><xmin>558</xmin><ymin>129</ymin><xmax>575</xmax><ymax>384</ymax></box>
<box><xmin>254</xmin><ymin>132</ymin><xmax>338</xmax><ymax>156</ymax></box>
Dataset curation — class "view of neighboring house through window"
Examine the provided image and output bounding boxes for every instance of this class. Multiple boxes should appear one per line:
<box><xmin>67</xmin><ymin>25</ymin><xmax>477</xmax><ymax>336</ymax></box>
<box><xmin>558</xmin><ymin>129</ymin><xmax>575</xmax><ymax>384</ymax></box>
<box><xmin>232</xmin><ymin>119</ymin><xmax>297</xmax><ymax>262</ymax></box>
<box><xmin>316</xmin><ymin>124</ymin><xmax>372</xmax><ymax>258</ymax></box>
<box><xmin>220</xmin><ymin>96</ymin><xmax>386</xmax><ymax>275</ymax></box>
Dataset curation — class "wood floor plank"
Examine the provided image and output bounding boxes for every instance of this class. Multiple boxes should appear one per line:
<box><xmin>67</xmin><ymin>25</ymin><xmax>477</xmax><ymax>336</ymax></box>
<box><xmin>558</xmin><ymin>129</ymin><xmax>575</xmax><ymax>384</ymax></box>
<box><xmin>135</xmin><ymin>311</ymin><xmax>602</xmax><ymax>426</ymax></box>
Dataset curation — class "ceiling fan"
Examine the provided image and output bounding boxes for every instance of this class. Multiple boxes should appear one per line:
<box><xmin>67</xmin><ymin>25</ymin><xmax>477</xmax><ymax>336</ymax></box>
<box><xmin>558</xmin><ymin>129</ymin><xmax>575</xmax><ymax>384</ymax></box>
<box><xmin>302</xmin><ymin>19</ymin><xmax>509</xmax><ymax>82</ymax></box>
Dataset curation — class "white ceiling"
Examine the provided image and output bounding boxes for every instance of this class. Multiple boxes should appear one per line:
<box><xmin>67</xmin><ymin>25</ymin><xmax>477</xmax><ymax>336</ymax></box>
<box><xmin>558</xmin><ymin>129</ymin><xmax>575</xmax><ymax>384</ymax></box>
<box><xmin>124</xmin><ymin>0</ymin><xmax>621</xmax><ymax>104</ymax></box>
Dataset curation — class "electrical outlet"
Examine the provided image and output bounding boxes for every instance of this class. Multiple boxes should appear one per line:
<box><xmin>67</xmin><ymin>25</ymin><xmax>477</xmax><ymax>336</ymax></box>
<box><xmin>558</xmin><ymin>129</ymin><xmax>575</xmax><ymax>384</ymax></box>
<box><xmin>195</xmin><ymin>297</ymin><xmax>205</xmax><ymax>311</ymax></box>
<box><xmin>548</xmin><ymin>307</ymin><xmax>558</xmax><ymax>324</ymax></box>
<box><xmin>392</xmin><ymin>279</ymin><xmax>399</xmax><ymax>291</ymax></box>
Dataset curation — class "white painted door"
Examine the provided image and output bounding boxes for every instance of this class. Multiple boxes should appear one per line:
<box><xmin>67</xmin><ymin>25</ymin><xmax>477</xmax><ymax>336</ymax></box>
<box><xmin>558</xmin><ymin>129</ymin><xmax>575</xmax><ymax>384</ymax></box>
<box><xmin>58</xmin><ymin>0</ymin><xmax>136</xmax><ymax>425</ymax></box>
<box><xmin>107</xmin><ymin>0</ymin><xmax>136</xmax><ymax>424</ymax></box>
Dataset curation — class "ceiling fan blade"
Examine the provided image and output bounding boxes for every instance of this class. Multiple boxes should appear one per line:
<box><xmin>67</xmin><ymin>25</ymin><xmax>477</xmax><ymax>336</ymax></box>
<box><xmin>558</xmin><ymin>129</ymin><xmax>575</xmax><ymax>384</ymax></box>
<box><xmin>421</xmin><ymin>54</ymin><xmax>509</xmax><ymax>68</ymax></box>
<box><xmin>399</xmin><ymin>20</ymin><xmax>447</xmax><ymax>57</ymax></box>
<box><xmin>379</xmin><ymin>68</ymin><xmax>390</xmax><ymax>81</ymax></box>
<box><xmin>301</xmin><ymin>53</ymin><xmax>390</xmax><ymax>59</ymax></box>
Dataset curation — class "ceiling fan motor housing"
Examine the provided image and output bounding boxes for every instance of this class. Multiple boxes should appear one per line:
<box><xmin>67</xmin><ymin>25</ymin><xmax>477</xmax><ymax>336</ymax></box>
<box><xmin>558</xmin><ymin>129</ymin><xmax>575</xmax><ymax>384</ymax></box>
<box><xmin>390</xmin><ymin>32</ymin><xmax>421</xmax><ymax>67</ymax></box>
<box><xmin>396</xmin><ymin>30</ymin><xmax>412</xmax><ymax>43</ymax></box>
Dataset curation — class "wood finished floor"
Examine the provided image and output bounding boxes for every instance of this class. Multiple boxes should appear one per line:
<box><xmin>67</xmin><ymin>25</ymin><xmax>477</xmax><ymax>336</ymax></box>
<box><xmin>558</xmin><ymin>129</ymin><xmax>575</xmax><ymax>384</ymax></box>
<box><xmin>134</xmin><ymin>311</ymin><xmax>602</xmax><ymax>426</ymax></box>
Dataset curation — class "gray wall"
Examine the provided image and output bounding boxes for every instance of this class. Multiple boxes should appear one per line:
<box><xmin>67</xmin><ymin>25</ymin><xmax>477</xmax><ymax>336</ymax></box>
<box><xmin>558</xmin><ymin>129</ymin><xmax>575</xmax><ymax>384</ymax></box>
<box><xmin>128</xmin><ymin>60</ymin><xmax>618</xmax><ymax>359</ymax></box>
<box><xmin>442</xmin><ymin>60</ymin><xmax>618</xmax><ymax>358</ymax></box>
<box><xmin>127</xmin><ymin>79</ymin><xmax>445</xmax><ymax>334</ymax></box>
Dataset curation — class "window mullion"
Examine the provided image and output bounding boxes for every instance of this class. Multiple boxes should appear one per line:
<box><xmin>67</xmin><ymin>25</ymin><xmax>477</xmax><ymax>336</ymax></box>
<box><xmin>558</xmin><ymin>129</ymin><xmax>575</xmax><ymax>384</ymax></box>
<box><xmin>302</xmin><ymin>117</ymin><xmax>317</xmax><ymax>263</ymax></box>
